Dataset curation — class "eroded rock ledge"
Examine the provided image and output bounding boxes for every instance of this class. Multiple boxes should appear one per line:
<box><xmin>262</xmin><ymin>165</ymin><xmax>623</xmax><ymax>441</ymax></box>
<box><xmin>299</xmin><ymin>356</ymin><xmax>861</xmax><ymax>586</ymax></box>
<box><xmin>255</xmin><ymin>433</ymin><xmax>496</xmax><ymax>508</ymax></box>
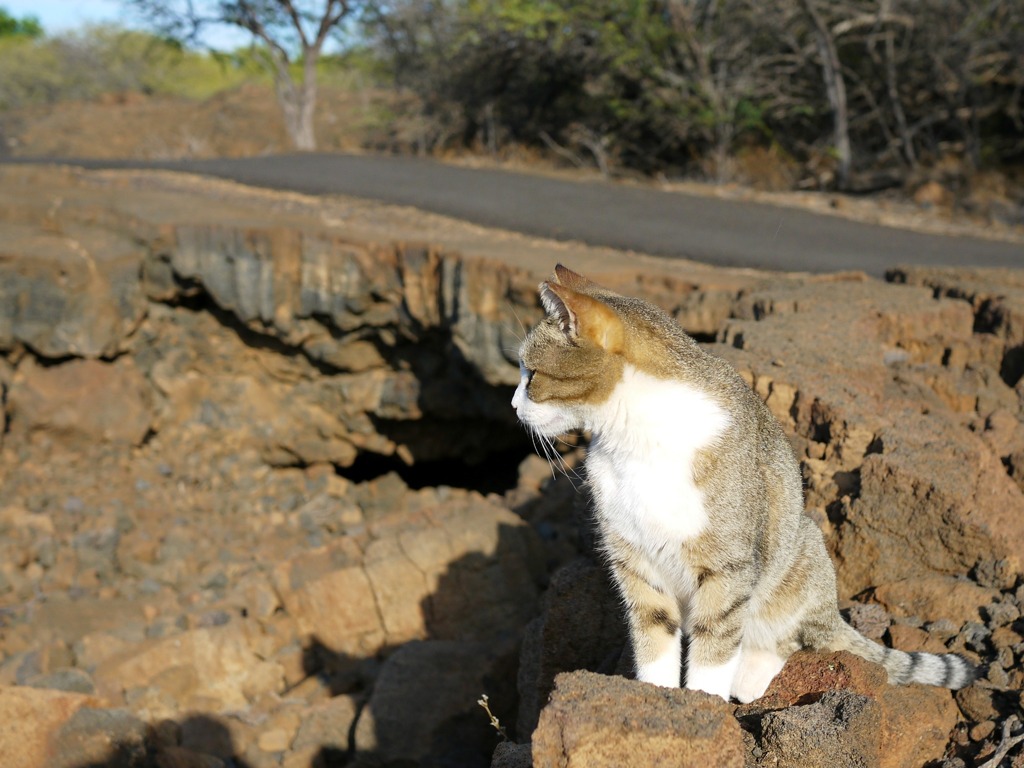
<box><xmin>0</xmin><ymin>165</ymin><xmax>1022</xmax><ymax>768</ymax></box>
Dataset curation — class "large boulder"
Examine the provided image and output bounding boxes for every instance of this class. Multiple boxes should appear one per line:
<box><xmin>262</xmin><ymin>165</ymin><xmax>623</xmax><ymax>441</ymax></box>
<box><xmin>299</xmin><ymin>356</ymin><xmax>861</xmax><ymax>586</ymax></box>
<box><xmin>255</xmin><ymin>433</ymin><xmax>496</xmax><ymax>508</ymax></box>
<box><xmin>531</xmin><ymin>671</ymin><xmax>746</xmax><ymax>768</ymax></box>
<box><xmin>714</xmin><ymin>277</ymin><xmax>1024</xmax><ymax>594</ymax></box>
<box><xmin>739</xmin><ymin>651</ymin><xmax>961</xmax><ymax>768</ymax></box>
<box><xmin>516</xmin><ymin>559</ymin><xmax>627</xmax><ymax>737</ymax></box>
<box><xmin>7</xmin><ymin>356</ymin><xmax>153</xmax><ymax>447</ymax></box>
<box><xmin>0</xmin><ymin>224</ymin><xmax>145</xmax><ymax>360</ymax></box>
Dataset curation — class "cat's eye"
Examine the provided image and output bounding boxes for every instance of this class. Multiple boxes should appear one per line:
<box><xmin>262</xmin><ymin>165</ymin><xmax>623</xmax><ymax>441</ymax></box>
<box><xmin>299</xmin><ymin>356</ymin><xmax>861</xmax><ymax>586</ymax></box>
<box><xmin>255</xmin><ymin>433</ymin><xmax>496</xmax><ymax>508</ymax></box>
<box><xmin>525</xmin><ymin>369</ymin><xmax>536</xmax><ymax>385</ymax></box>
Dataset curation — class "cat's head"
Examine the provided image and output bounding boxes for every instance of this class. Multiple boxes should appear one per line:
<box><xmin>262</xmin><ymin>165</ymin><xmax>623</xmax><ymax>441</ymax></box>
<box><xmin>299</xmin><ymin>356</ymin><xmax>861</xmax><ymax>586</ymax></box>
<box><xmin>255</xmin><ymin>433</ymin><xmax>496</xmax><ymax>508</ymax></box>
<box><xmin>513</xmin><ymin>264</ymin><xmax>682</xmax><ymax>437</ymax></box>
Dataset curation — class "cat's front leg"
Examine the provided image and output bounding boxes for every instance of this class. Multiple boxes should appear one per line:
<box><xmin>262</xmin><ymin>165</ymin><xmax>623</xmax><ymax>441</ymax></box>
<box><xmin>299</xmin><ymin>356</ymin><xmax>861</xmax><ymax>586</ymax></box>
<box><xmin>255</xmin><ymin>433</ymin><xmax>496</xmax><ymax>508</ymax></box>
<box><xmin>684</xmin><ymin>567</ymin><xmax>753</xmax><ymax>700</ymax></box>
<box><xmin>609</xmin><ymin>554</ymin><xmax>683</xmax><ymax>687</ymax></box>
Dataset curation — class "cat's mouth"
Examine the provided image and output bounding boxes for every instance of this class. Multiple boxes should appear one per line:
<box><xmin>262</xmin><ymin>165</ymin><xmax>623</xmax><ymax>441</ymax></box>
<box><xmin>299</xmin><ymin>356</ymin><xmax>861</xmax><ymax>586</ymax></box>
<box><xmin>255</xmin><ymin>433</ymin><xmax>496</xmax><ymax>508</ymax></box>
<box><xmin>513</xmin><ymin>399</ymin><xmax>578</xmax><ymax>439</ymax></box>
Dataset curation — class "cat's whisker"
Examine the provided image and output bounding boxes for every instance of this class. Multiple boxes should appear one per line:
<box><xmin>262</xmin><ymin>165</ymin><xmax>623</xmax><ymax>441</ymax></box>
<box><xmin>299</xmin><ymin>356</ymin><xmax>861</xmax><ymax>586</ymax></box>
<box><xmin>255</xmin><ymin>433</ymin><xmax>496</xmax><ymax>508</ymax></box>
<box><xmin>537</xmin><ymin>434</ymin><xmax>560</xmax><ymax>483</ymax></box>
<box><xmin>524</xmin><ymin>425</ymin><xmax>558</xmax><ymax>482</ymax></box>
<box><xmin>551</xmin><ymin>436</ymin><xmax>584</xmax><ymax>477</ymax></box>
<box><xmin>544</xmin><ymin>434</ymin><xmax>581</xmax><ymax>489</ymax></box>
<box><xmin>507</xmin><ymin>302</ymin><xmax>528</xmax><ymax>340</ymax></box>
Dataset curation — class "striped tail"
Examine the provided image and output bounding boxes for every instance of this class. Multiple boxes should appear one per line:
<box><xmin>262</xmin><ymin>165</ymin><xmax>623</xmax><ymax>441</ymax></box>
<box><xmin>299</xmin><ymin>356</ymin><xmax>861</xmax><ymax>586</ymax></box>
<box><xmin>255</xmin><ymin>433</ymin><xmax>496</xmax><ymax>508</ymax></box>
<box><xmin>828</xmin><ymin>621</ymin><xmax>978</xmax><ymax>689</ymax></box>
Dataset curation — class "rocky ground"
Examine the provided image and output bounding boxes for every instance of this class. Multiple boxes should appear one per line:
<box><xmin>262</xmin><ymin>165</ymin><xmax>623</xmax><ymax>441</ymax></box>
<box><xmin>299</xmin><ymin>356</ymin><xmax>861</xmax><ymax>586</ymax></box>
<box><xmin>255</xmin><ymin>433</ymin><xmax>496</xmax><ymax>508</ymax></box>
<box><xmin>1</xmin><ymin>163</ymin><xmax>1023</xmax><ymax>767</ymax></box>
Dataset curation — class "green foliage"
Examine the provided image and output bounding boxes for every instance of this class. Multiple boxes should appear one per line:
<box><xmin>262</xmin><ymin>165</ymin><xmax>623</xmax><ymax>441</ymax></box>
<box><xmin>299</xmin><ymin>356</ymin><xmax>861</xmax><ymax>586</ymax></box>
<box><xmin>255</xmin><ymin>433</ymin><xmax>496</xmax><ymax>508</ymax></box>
<box><xmin>369</xmin><ymin>0</ymin><xmax>801</xmax><ymax>172</ymax></box>
<box><xmin>0</xmin><ymin>25</ymin><xmax>274</xmax><ymax>109</ymax></box>
<box><xmin>0</xmin><ymin>6</ymin><xmax>42</xmax><ymax>39</ymax></box>
<box><xmin>369</xmin><ymin>0</ymin><xmax>1024</xmax><ymax>181</ymax></box>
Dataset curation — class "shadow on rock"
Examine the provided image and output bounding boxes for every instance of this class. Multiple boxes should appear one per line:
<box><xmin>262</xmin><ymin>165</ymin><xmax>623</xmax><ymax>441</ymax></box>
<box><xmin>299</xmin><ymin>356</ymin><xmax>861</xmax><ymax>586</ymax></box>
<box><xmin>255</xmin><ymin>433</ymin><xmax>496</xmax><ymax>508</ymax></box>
<box><xmin>57</xmin><ymin>711</ymin><xmax>253</xmax><ymax>768</ymax></box>
<box><xmin>344</xmin><ymin>527</ymin><xmax>537</xmax><ymax>768</ymax></box>
<box><xmin>52</xmin><ymin>515</ymin><xmax>544</xmax><ymax>768</ymax></box>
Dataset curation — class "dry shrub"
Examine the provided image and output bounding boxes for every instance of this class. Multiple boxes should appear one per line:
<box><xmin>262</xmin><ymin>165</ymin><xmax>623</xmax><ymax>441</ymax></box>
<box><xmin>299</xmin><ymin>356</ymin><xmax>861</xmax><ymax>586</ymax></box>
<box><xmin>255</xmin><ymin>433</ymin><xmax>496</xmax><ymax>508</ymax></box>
<box><xmin>732</xmin><ymin>145</ymin><xmax>800</xmax><ymax>191</ymax></box>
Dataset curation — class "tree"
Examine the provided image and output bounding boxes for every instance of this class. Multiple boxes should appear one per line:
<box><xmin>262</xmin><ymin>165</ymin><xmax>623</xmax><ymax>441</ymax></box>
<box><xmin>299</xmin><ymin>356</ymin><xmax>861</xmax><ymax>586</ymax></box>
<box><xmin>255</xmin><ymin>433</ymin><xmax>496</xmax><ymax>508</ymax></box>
<box><xmin>797</xmin><ymin>0</ymin><xmax>852</xmax><ymax>188</ymax></box>
<box><xmin>368</xmin><ymin>0</ymin><xmax>1024</xmax><ymax>186</ymax></box>
<box><xmin>124</xmin><ymin>0</ymin><xmax>358</xmax><ymax>150</ymax></box>
<box><xmin>0</xmin><ymin>6</ymin><xmax>43</xmax><ymax>38</ymax></box>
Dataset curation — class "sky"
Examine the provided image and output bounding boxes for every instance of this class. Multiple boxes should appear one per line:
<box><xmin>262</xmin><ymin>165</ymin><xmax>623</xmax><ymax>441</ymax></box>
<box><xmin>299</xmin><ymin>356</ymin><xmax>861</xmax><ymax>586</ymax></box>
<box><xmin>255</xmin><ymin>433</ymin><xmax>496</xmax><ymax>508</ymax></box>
<box><xmin>2</xmin><ymin>0</ymin><xmax>252</xmax><ymax>48</ymax></box>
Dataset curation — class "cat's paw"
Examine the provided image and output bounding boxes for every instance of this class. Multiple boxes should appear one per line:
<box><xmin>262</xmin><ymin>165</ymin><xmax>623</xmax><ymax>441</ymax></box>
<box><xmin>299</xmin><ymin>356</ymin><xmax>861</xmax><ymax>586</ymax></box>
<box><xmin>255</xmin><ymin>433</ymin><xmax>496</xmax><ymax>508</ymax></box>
<box><xmin>636</xmin><ymin>649</ymin><xmax>682</xmax><ymax>688</ymax></box>
<box><xmin>731</xmin><ymin>649</ymin><xmax>785</xmax><ymax>703</ymax></box>
<box><xmin>685</xmin><ymin>653</ymin><xmax>741</xmax><ymax>701</ymax></box>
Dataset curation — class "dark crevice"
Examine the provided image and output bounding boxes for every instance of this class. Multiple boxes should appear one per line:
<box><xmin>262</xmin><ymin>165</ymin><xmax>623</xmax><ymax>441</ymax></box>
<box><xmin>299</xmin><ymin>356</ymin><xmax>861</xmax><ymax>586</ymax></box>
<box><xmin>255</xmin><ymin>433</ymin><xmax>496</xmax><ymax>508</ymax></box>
<box><xmin>339</xmin><ymin>445</ymin><xmax>531</xmax><ymax>495</ymax></box>
<box><xmin>688</xmin><ymin>330</ymin><xmax>717</xmax><ymax>344</ymax></box>
<box><xmin>137</xmin><ymin>426</ymin><xmax>158</xmax><ymax>448</ymax></box>
<box><xmin>159</xmin><ymin>279</ymin><xmax>348</xmax><ymax>377</ymax></box>
<box><xmin>18</xmin><ymin>350</ymin><xmax>82</xmax><ymax>368</ymax></box>
<box><xmin>999</xmin><ymin>345</ymin><xmax>1024</xmax><ymax>389</ymax></box>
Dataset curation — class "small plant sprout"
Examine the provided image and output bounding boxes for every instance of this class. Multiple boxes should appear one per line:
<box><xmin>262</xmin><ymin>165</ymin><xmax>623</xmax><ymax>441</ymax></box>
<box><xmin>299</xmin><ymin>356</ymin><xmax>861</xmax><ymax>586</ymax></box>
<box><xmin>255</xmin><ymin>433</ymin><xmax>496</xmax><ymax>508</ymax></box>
<box><xmin>477</xmin><ymin>693</ymin><xmax>508</xmax><ymax>741</ymax></box>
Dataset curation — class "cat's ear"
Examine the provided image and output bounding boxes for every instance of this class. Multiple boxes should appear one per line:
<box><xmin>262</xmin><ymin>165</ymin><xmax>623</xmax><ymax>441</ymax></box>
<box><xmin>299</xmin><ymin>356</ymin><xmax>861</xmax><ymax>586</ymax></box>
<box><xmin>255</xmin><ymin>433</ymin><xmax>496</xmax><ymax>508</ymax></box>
<box><xmin>539</xmin><ymin>282</ymin><xmax>624</xmax><ymax>353</ymax></box>
<box><xmin>552</xmin><ymin>264</ymin><xmax>595</xmax><ymax>291</ymax></box>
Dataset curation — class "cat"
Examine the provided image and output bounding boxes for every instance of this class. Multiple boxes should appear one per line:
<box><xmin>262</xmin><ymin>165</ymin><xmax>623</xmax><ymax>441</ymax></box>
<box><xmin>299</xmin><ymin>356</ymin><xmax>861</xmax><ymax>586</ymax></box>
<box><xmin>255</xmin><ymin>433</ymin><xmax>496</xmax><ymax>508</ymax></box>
<box><xmin>512</xmin><ymin>264</ymin><xmax>977</xmax><ymax>703</ymax></box>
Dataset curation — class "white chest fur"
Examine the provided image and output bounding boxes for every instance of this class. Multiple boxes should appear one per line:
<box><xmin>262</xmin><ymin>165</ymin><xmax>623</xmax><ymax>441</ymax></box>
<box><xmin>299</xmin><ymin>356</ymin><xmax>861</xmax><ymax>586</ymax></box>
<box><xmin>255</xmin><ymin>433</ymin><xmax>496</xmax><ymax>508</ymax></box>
<box><xmin>586</xmin><ymin>365</ymin><xmax>730</xmax><ymax>560</ymax></box>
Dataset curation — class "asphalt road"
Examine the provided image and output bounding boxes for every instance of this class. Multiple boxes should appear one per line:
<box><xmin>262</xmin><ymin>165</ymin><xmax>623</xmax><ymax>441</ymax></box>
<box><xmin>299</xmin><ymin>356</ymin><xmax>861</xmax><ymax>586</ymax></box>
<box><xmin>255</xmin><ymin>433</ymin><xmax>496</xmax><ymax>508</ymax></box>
<box><xmin>8</xmin><ymin>153</ymin><xmax>1021</xmax><ymax>275</ymax></box>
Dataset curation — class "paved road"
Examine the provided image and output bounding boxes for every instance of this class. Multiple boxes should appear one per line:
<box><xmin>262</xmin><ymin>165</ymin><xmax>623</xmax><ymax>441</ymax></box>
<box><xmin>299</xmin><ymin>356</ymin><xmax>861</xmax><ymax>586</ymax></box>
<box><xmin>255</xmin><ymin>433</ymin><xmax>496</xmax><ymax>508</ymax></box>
<box><xmin>8</xmin><ymin>153</ymin><xmax>1021</xmax><ymax>275</ymax></box>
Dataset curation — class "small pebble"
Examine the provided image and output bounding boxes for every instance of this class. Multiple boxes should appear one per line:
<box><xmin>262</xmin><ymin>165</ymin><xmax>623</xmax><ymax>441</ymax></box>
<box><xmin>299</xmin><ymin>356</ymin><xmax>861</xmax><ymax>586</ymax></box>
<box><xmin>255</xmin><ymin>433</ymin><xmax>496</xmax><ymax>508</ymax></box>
<box><xmin>986</xmin><ymin>662</ymin><xmax>1009</xmax><ymax>687</ymax></box>
<box><xmin>925</xmin><ymin>618</ymin><xmax>959</xmax><ymax>639</ymax></box>
<box><xmin>961</xmin><ymin>622</ymin><xmax>992</xmax><ymax>653</ymax></box>
<box><xmin>969</xmin><ymin>720</ymin><xmax>996</xmax><ymax>742</ymax></box>
<box><xmin>982</xmin><ymin>601</ymin><xmax>1020</xmax><ymax>628</ymax></box>
<box><xmin>997</xmin><ymin>646</ymin><xmax>1014</xmax><ymax>669</ymax></box>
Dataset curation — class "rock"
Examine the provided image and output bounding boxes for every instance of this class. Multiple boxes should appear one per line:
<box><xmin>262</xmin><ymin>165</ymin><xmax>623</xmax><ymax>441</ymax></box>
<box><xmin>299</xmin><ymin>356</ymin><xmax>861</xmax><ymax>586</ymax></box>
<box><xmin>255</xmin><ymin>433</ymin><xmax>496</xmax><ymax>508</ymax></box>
<box><xmin>531</xmin><ymin>670</ymin><xmax>745</xmax><ymax>768</ymax></box>
<box><xmin>839</xmin><ymin>421</ymin><xmax>1024</xmax><ymax>592</ymax></box>
<box><xmin>25</xmin><ymin>667</ymin><xmax>96</xmax><ymax>694</ymax></box>
<box><xmin>716</xmin><ymin>278</ymin><xmax>1024</xmax><ymax>594</ymax></box>
<box><xmin>177</xmin><ymin>714</ymin><xmax>249</xmax><ymax>762</ymax></box>
<box><xmin>871</xmin><ymin>577</ymin><xmax>999</xmax><ymax>625</ymax></box>
<box><xmin>272</xmin><ymin>489</ymin><xmax>541</xmax><ymax>657</ymax></box>
<box><xmin>354</xmin><ymin>640</ymin><xmax>507</xmax><ymax>767</ymax></box>
<box><xmin>7</xmin><ymin>356</ymin><xmax>153</xmax><ymax>446</ymax></box>
<box><xmin>754</xmin><ymin>689</ymin><xmax>881</xmax><ymax>768</ymax></box>
<box><xmin>153</xmin><ymin>746</ymin><xmax>226</xmax><ymax>768</ymax></box>
<box><xmin>0</xmin><ymin>224</ymin><xmax>144</xmax><ymax>359</ymax></box>
<box><xmin>954</xmin><ymin>685</ymin><xmax>1019</xmax><ymax>723</ymax></box>
<box><xmin>0</xmin><ymin>685</ymin><xmax>104</xmax><ymax>768</ymax></box>
<box><xmin>92</xmin><ymin>624</ymin><xmax>281</xmax><ymax>715</ymax></box>
<box><xmin>752</xmin><ymin>650</ymin><xmax>889</xmax><ymax>709</ymax></box>
<box><xmin>887</xmin><ymin>624</ymin><xmax>951</xmax><ymax>655</ymax></box>
<box><xmin>741</xmin><ymin>651</ymin><xmax>960</xmax><ymax>768</ymax></box>
<box><xmin>146</xmin><ymin>229</ymin><xmax>537</xmax><ymax>465</ymax></box>
<box><xmin>291</xmin><ymin>694</ymin><xmax>360</xmax><ymax>752</ymax></box>
<box><xmin>844</xmin><ymin>601</ymin><xmax>890</xmax><ymax>641</ymax></box>
<box><xmin>491</xmin><ymin>741</ymin><xmax>532</xmax><ymax>768</ymax></box>
<box><xmin>516</xmin><ymin>559</ymin><xmax>627</xmax><ymax>737</ymax></box>
<box><xmin>271</xmin><ymin>545</ymin><xmax>384</xmax><ymax>658</ymax></box>
<box><xmin>48</xmin><ymin>706</ymin><xmax>148</xmax><ymax>768</ymax></box>
<box><xmin>3</xmin><ymin>160</ymin><xmax>1022</xmax><ymax>768</ymax></box>
<box><xmin>876</xmin><ymin>683</ymin><xmax>962</xmax><ymax>768</ymax></box>
<box><xmin>256</xmin><ymin>728</ymin><xmax>291</xmax><ymax>753</ymax></box>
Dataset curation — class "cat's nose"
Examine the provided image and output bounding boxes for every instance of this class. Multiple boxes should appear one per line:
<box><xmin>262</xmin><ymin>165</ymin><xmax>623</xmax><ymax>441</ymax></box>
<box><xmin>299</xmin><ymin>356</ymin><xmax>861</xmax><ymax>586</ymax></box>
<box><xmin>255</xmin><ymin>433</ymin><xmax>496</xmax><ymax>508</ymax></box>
<box><xmin>511</xmin><ymin>383</ymin><xmax>524</xmax><ymax>411</ymax></box>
